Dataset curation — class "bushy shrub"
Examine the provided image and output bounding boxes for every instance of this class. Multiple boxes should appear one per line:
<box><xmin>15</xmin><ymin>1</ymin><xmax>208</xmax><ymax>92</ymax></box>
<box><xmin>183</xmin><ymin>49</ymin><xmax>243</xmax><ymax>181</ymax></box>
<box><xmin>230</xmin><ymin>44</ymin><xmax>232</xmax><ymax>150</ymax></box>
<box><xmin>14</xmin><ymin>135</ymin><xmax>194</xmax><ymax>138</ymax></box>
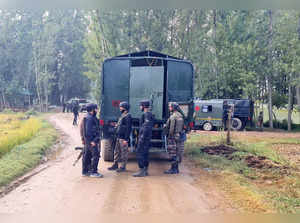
<box><xmin>25</xmin><ymin>108</ymin><xmax>38</xmax><ymax>116</ymax></box>
<box><xmin>263</xmin><ymin>119</ymin><xmax>295</xmax><ymax>130</ymax></box>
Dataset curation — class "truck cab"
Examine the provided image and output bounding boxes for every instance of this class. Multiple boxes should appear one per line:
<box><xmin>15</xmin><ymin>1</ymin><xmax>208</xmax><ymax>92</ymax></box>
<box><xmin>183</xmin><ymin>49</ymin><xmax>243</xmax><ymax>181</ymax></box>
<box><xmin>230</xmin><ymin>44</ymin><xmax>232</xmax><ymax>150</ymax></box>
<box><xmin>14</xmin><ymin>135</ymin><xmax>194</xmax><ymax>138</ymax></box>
<box><xmin>193</xmin><ymin>99</ymin><xmax>253</xmax><ymax>131</ymax></box>
<box><xmin>99</xmin><ymin>51</ymin><xmax>194</xmax><ymax>161</ymax></box>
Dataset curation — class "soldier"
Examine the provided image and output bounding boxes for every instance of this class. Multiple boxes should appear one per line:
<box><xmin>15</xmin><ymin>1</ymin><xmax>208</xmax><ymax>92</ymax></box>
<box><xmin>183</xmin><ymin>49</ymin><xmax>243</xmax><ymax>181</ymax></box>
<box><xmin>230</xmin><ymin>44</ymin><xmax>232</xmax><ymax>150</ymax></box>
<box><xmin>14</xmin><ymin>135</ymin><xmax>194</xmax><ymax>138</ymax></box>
<box><xmin>108</xmin><ymin>101</ymin><xmax>132</xmax><ymax>172</ymax></box>
<box><xmin>257</xmin><ymin>111</ymin><xmax>264</xmax><ymax>131</ymax></box>
<box><xmin>82</xmin><ymin>103</ymin><xmax>103</xmax><ymax>178</ymax></box>
<box><xmin>72</xmin><ymin>102</ymin><xmax>79</xmax><ymax>126</ymax></box>
<box><xmin>66</xmin><ymin>102</ymin><xmax>71</xmax><ymax>113</ymax></box>
<box><xmin>62</xmin><ymin>102</ymin><xmax>66</xmax><ymax>113</ymax></box>
<box><xmin>133</xmin><ymin>100</ymin><xmax>154</xmax><ymax>177</ymax></box>
<box><xmin>164</xmin><ymin>102</ymin><xmax>185</xmax><ymax>174</ymax></box>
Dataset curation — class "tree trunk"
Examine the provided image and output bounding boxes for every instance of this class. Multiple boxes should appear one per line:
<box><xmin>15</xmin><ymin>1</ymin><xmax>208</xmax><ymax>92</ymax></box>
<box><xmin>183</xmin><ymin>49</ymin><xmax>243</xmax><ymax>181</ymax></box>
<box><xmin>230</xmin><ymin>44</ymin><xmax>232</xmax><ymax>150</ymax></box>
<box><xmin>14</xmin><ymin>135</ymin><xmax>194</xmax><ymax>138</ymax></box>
<box><xmin>267</xmin><ymin>10</ymin><xmax>273</xmax><ymax>129</ymax></box>
<box><xmin>297</xmin><ymin>14</ymin><xmax>300</xmax><ymax>125</ymax></box>
<box><xmin>288</xmin><ymin>84</ymin><xmax>293</xmax><ymax>131</ymax></box>
<box><xmin>296</xmin><ymin>86</ymin><xmax>300</xmax><ymax>123</ymax></box>
<box><xmin>213</xmin><ymin>9</ymin><xmax>219</xmax><ymax>99</ymax></box>
<box><xmin>34</xmin><ymin>55</ymin><xmax>42</xmax><ymax>112</ymax></box>
<box><xmin>1</xmin><ymin>91</ymin><xmax>6</xmax><ymax>109</ymax></box>
<box><xmin>44</xmin><ymin>65</ymin><xmax>49</xmax><ymax>112</ymax></box>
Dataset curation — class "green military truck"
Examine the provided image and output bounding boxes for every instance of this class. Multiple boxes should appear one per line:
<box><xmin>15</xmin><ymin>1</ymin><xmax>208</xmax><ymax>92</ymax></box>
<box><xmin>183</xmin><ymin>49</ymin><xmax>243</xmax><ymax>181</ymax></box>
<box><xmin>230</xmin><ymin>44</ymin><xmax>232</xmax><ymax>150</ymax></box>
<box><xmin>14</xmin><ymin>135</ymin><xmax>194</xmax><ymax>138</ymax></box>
<box><xmin>193</xmin><ymin>99</ymin><xmax>253</xmax><ymax>131</ymax></box>
<box><xmin>99</xmin><ymin>51</ymin><xmax>194</xmax><ymax>161</ymax></box>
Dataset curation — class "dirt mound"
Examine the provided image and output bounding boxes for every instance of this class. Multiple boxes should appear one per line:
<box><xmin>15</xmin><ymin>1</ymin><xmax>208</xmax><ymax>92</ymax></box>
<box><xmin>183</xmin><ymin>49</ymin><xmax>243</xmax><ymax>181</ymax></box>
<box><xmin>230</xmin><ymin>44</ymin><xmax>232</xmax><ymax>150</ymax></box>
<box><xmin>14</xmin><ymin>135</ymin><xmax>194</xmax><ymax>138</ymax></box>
<box><xmin>202</xmin><ymin>145</ymin><xmax>237</xmax><ymax>157</ymax></box>
<box><xmin>202</xmin><ymin>145</ymin><xmax>283</xmax><ymax>170</ymax></box>
<box><xmin>245</xmin><ymin>155</ymin><xmax>271</xmax><ymax>169</ymax></box>
<box><xmin>245</xmin><ymin>155</ymin><xmax>284</xmax><ymax>170</ymax></box>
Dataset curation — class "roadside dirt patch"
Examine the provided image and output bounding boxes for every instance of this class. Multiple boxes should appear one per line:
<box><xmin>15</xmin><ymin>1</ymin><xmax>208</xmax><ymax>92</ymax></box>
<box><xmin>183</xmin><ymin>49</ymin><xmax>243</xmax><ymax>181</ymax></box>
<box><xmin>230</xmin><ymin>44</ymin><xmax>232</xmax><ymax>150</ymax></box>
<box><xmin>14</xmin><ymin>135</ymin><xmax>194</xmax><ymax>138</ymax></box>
<box><xmin>201</xmin><ymin>145</ymin><xmax>237</xmax><ymax>157</ymax></box>
<box><xmin>201</xmin><ymin>144</ymin><xmax>285</xmax><ymax>170</ymax></box>
<box><xmin>272</xmin><ymin>144</ymin><xmax>300</xmax><ymax>166</ymax></box>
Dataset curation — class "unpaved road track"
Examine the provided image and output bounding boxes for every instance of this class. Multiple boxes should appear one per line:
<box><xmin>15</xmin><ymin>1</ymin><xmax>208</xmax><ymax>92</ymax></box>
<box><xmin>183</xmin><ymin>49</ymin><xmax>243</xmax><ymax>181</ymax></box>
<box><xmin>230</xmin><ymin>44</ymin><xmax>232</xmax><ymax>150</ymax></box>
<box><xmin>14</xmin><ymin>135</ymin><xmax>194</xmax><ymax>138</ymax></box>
<box><xmin>0</xmin><ymin>113</ymin><xmax>230</xmax><ymax>221</ymax></box>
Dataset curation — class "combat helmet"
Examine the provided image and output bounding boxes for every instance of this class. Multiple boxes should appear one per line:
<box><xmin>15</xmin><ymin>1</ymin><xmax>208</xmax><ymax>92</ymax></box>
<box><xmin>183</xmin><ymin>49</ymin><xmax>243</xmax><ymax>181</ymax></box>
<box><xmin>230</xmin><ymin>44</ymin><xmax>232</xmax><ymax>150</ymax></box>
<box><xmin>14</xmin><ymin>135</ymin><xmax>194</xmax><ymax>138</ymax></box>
<box><xmin>119</xmin><ymin>101</ymin><xmax>130</xmax><ymax>111</ymax></box>
<box><xmin>139</xmin><ymin>100</ymin><xmax>151</xmax><ymax>108</ymax></box>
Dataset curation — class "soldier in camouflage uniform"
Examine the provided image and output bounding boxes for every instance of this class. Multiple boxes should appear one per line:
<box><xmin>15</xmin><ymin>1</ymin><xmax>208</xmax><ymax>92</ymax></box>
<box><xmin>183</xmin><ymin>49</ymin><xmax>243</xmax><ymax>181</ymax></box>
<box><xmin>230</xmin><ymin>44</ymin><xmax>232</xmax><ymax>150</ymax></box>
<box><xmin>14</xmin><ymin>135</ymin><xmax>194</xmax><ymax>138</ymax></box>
<box><xmin>108</xmin><ymin>101</ymin><xmax>132</xmax><ymax>172</ymax></box>
<box><xmin>164</xmin><ymin>102</ymin><xmax>185</xmax><ymax>174</ymax></box>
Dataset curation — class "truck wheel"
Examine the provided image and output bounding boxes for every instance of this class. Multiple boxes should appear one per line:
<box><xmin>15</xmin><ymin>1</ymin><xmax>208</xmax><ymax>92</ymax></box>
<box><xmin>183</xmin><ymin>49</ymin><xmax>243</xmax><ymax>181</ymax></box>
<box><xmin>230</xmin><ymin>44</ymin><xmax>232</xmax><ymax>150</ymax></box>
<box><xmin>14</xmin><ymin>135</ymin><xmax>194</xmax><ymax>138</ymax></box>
<box><xmin>231</xmin><ymin>118</ymin><xmax>242</xmax><ymax>131</ymax></box>
<box><xmin>102</xmin><ymin>139</ymin><xmax>114</xmax><ymax>162</ymax></box>
<box><xmin>203</xmin><ymin>122</ymin><xmax>213</xmax><ymax>131</ymax></box>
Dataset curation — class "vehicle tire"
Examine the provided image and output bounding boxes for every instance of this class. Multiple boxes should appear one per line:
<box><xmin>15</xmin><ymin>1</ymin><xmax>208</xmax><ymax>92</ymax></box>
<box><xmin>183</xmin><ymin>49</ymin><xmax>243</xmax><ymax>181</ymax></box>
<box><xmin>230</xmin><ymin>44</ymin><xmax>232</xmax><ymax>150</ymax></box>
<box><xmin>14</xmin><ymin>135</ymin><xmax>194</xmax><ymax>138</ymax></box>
<box><xmin>102</xmin><ymin>139</ymin><xmax>114</xmax><ymax>162</ymax></box>
<box><xmin>231</xmin><ymin>118</ymin><xmax>242</xmax><ymax>131</ymax></box>
<box><xmin>203</xmin><ymin>122</ymin><xmax>213</xmax><ymax>131</ymax></box>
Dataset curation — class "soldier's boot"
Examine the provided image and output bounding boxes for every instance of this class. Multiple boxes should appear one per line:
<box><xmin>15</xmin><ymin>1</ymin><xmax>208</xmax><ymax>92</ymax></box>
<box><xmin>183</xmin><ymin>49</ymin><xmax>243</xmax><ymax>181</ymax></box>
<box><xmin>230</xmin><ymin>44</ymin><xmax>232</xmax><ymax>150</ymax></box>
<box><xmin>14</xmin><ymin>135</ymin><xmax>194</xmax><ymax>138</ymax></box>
<box><xmin>132</xmin><ymin>168</ymin><xmax>147</xmax><ymax>177</ymax></box>
<box><xmin>174</xmin><ymin>163</ymin><xmax>179</xmax><ymax>174</ymax></box>
<box><xmin>144</xmin><ymin>166</ymin><xmax>149</xmax><ymax>176</ymax></box>
<box><xmin>116</xmin><ymin>164</ymin><xmax>126</xmax><ymax>173</ymax></box>
<box><xmin>164</xmin><ymin>163</ymin><xmax>177</xmax><ymax>174</ymax></box>
<box><xmin>108</xmin><ymin>162</ymin><xmax>118</xmax><ymax>171</ymax></box>
<box><xmin>89</xmin><ymin>172</ymin><xmax>104</xmax><ymax>178</ymax></box>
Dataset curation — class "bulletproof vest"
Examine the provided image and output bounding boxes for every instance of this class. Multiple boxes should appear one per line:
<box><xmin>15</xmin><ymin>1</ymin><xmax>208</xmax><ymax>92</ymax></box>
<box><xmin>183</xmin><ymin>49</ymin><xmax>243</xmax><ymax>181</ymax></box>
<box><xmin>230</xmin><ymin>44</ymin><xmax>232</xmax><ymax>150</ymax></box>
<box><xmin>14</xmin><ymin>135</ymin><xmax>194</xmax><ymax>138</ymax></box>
<box><xmin>116</xmin><ymin>113</ymin><xmax>129</xmax><ymax>134</ymax></box>
<box><xmin>141</xmin><ymin>112</ymin><xmax>154</xmax><ymax>129</ymax></box>
<box><xmin>173</xmin><ymin>111</ymin><xmax>184</xmax><ymax>134</ymax></box>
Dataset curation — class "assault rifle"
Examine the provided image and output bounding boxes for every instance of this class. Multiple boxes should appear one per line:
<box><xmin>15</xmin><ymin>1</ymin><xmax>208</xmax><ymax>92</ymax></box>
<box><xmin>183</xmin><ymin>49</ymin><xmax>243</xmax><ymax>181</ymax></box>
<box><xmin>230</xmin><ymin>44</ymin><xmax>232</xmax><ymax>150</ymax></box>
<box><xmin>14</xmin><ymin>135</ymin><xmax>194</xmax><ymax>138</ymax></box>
<box><xmin>73</xmin><ymin>147</ymin><xmax>84</xmax><ymax>166</ymax></box>
<box><xmin>73</xmin><ymin>117</ymin><xmax>86</xmax><ymax>166</ymax></box>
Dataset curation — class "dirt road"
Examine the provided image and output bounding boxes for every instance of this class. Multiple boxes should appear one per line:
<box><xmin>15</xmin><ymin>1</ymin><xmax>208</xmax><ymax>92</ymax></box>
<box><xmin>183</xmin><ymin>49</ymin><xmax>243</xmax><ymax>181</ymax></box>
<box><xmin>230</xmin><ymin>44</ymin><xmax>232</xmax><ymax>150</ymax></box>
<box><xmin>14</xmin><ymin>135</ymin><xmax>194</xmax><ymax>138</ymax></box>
<box><xmin>0</xmin><ymin>113</ymin><xmax>230</xmax><ymax>221</ymax></box>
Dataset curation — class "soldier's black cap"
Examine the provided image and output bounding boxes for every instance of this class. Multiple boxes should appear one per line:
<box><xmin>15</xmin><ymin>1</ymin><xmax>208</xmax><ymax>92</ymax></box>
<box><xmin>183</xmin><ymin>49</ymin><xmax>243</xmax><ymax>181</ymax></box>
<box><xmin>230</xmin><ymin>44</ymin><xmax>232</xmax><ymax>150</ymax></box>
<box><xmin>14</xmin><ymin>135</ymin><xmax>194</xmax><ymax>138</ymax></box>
<box><xmin>86</xmin><ymin>103</ymin><xmax>98</xmax><ymax>112</ymax></box>
<box><xmin>139</xmin><ymin>100</ymin><xmax>150</xmax><ymax>108</ymax></box>
<box><xmin>119</xmin><ymin>101</ymin><xmax>130</xmax><ymax>111</ymax></box>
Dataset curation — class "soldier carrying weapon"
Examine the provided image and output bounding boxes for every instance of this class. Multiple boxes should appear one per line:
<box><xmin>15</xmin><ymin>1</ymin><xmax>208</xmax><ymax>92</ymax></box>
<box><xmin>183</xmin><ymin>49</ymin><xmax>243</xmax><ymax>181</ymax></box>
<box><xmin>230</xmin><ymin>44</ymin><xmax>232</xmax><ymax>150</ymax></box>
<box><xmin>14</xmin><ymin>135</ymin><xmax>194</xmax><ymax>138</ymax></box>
<box><xmin>80</xmin><ymin>103</ymin><xmax>103</xmax><ymax>178</ymax></box>
<box><xmin>107</xmin><ymin>101</ymin><xmax>132</xmax><ymax>173</ymax></box>
<box><xmin>133</xmin><ymin>100</ymin><xmax>154</xmax><ymax>177</ymax></box>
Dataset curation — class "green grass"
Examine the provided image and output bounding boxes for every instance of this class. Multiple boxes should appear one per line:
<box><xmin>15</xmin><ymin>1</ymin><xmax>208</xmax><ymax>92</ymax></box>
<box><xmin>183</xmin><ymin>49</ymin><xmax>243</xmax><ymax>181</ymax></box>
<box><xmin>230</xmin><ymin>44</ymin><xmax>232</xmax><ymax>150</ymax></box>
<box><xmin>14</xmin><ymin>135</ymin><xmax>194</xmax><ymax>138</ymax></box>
<box><xmin>0</xmin><ymin>116</ymin><xmax>43</xmax><ymax>157</ymax></box>
<box><xmin>185</xmin><ymin>133</ymin><xmax>300</xmax><ymax>213</ymax></box>
<box><xmin>262</xmin><ymin>106</ymin><xmax>300</xmax><ymax>124</ymax></box>
<box><xmin>0</xmin><ymin>120</ymin><xmax>57</xmax><ymax>187</ymax></box>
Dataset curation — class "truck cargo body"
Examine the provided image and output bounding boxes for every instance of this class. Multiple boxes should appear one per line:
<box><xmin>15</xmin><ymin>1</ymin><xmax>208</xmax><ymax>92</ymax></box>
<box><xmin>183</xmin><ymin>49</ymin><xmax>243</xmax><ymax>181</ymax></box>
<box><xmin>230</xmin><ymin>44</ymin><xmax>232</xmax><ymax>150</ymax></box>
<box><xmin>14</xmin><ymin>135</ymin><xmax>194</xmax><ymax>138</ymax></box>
<box><xmin>99</xmin><ymin>51</ymin><xmax>194</xmax><ymax>161</ymax></box>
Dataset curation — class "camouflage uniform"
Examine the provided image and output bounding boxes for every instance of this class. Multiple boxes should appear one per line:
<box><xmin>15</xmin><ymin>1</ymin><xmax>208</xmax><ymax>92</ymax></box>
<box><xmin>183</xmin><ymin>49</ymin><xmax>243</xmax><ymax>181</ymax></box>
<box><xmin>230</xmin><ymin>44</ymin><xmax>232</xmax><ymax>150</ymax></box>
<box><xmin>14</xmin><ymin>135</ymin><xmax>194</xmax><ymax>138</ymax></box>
<box><xmin>113</xmin><ymin>112</ymin><xmax>132</xmax><ymax>170</ymax></box>
<box><xmin>166</xmin><ymin>111</ymin><xmax>185</xmax><ymax>163</ymax></box>
<box><xmin>165</xmin><ymin>110</ymin><xmax>185</xmax><ymax>174</ymax></box>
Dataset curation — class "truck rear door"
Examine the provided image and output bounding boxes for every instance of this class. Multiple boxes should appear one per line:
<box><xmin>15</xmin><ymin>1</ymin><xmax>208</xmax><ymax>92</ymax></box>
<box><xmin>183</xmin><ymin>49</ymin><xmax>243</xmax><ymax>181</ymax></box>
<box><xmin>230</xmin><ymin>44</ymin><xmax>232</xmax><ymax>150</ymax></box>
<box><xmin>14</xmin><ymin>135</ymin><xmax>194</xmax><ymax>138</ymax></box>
<box><xmin>129</xmin><ymin>66</ymin><xmax>164</xmax><ymax>120</ymax></box>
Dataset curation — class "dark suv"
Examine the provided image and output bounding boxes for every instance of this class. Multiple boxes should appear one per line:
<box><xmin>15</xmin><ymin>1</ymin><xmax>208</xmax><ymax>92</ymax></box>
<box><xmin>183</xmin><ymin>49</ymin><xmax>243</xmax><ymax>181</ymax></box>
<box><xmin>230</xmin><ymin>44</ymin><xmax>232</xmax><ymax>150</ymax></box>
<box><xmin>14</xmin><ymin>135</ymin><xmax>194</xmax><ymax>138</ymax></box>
<box><xmin>77</xmin><ymin>99</ymin><xmax>90</xmax><ymax>112</ymax></box>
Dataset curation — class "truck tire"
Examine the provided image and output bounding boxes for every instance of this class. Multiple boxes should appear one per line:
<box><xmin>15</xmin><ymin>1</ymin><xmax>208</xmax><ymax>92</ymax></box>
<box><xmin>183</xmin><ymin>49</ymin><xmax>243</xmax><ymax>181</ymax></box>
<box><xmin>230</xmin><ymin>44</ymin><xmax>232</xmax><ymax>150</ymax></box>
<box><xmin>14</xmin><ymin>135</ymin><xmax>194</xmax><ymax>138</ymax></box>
<box><xmin>203</xmin><ymin>122</ymin><xmax>213</xmax><ymax>131</ymax></box>
<box><xmin>231</xmin><ymin>118</ymin><xmax>242</xmax><ymax>131</ymax></box>
<box><xmin>102</xmin><ymin>139</ymin><xmax>114</xmax><ymax>162</ymax></box>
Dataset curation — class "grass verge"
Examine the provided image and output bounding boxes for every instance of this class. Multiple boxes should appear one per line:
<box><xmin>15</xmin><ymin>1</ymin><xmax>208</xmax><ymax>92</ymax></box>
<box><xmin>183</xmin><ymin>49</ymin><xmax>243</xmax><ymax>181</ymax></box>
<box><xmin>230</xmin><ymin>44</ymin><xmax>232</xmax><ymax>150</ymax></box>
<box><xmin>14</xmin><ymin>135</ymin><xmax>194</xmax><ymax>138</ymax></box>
<box><xmin>0</xmin><ymin>120</ymin><xmax>57</xmax><ymax>187</ymax></box>
<box><xmin>186</xmin><ymin>132</ymin><xmax>300</xmax><ymax>213</ymax></box>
